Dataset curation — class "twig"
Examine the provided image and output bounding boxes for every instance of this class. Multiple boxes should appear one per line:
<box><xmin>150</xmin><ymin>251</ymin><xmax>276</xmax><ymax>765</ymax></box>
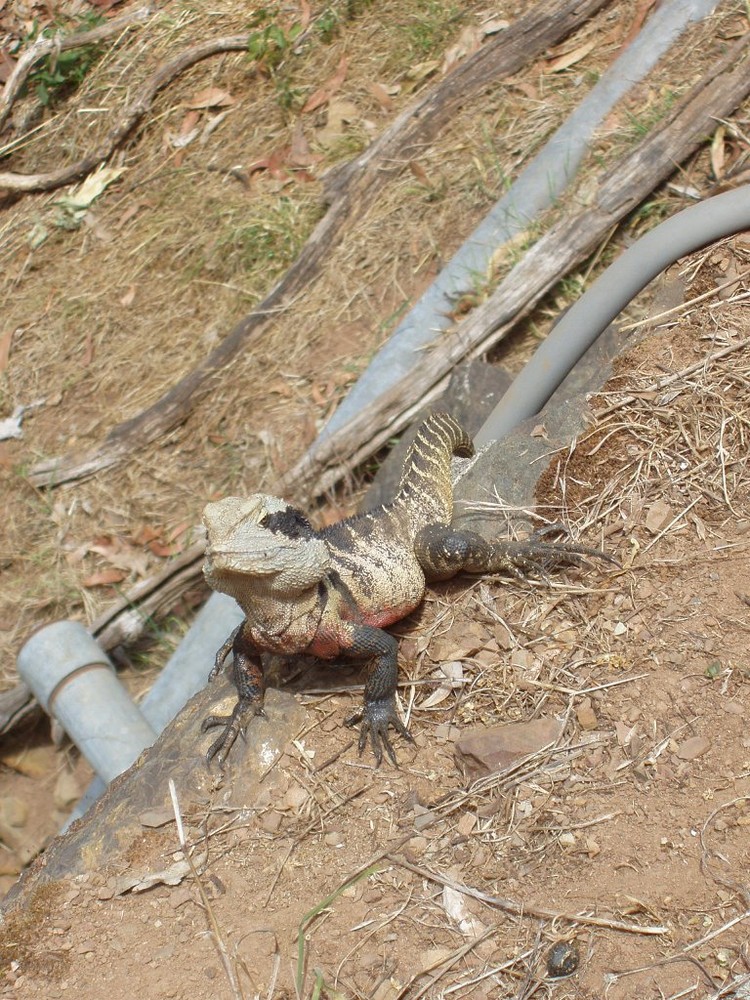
<box><xmin>394</xmin><ymin>927</ymin><xmax>497</xmax><ymax>1000</ymax></box>
<box><xmin>619</xmin><ymin>267</ymin><xmax>750</xmax><ymax>332</ymax></box>
<box><xmin>386</xmin><ymin>854</ymin><xmax>669</xmax><ymax>935</ymax></box>
<box><xmin>640</xmin><ymin>497</ymin><xmax>700</xmax><ymax>554</ymax></box>
<box><xmin>597</xmin><ymin>336</ymin><xmax>750</xmax><ymax>417</ymax></box>
<box><xmin>168</xmin><ymin>778</ymin><xmax>244</xmax><ymax>1000</ymax></box>
<box><xmin>682</xmin><ymin>910</ymin><xmax>750</xmax><ymax>954</ymax></box>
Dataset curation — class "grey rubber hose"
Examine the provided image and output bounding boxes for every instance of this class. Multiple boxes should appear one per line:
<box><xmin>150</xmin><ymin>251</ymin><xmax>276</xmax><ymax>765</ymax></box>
<box><xmin>474</xmin><ymin>184</ymin><xmax>750</xmax><ymax>446</ymax></box>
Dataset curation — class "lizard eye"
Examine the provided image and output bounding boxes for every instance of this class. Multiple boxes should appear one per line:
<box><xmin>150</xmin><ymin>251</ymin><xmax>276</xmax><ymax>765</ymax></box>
<box><xmin>259</xmin><ymin>514</ymin><xmax>270</xmax><ymax>528</ymax></box>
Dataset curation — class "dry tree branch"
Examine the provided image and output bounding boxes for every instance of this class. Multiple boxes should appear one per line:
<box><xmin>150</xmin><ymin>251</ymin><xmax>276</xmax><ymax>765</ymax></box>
<box><xmin>386</xmin><ymin>854</ymin><xmax>669</xmax><ymax>936</ymax></box>
<box><xmin>0</xmin><ymin>31</ymin><xmax>254</xmax><ymax>194</ymax></box>
<box><xmin>0</xmin><ymin>2</ymin><xmax>156</xmax><ymax>135</ymax></box>
<box><xmin>25</xmin><ymin>0</ymin><xmax>611</xmax><ymax>487</ymax></box>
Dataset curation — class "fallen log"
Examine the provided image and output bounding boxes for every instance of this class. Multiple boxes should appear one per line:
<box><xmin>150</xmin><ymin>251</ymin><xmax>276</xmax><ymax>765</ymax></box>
<box><xmin>282</xmin><ymin>29</ymin><xmax>750</xmax><ymax>502</ymax></box>
<box><xmin>26</xmin><ymin>0</ymin><xmax>610</xmax><ymax>488</ymax></box>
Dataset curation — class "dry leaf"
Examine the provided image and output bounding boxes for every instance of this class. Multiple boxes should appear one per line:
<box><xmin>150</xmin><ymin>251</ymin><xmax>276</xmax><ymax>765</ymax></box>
<box><xmin>298</xmin><ymin>0</ymin><xmax>312</xmax><ymax>30</ymax></box>
<box><xmin>404</xmin><ymin>59</ymin><xmax>439</xmax><ymax>84</ymax></box>
<box><xmin>302</xmin><ymin>55</ymin><xmax>349</xmax><ymax>113</ymax></box>
<box><xmin>289</xmin><ymin>120</ymin><xmax>318</xmax><ymax>167</ymax></box>
<box><xmin>315</xmin><ymin>98</ymin><xmax>359</xmax><ymax>148</ymax></box>
<box><xmin>88</xmin><ymin>535</ymin><xmax>150</xmax><ymax>576</ymax></box>
<box><xmin>81</xmin><ymin>568</ymin><xmax>127</xmax><ymax>588</ymax></box>
<box><xmin>167</xmin><ymin>521</ymin><xmax>190</xmax><ymax>544</ymax></box>
<box><xmin>185</xmin><ymin>87</ymin><xmax>235</xmax><ymax>110</ymax></box>
<box><xmin>132</xmin><ymin>524</ymin><xmax>161</xmax><ymax>546</ymax></box>
<box><xmin>547</xmin><ymin>39</ymin><xmax>595</xmax><ymax>73</ymax></box>
<box><xmin>481</xmin><ymin>17</ymin><xmax>509</xmax><ymax>35</ymax></box>
<box><xmin>0</xmin><ymin>328</ymin><xmax>14</xmax><ymax>374</ymax></box>
<box><xmin>674</xmin><ymin>736</ymin><xmax>711</xmax><ymax>761</ymax></box>
<box><xmin>81</xmin><ymin>330</ymin><xmax>95</xmax><ymax>367</ymax></box>
<box><xmin>367</xmin><ymin>80</ymin><xmax>394</xmax><ymax>112</ymax></box>
<box><xmin>0</xmin><ymin>47</ymin><xmax>15</xmax><ymax>83</ymax></box>
<box><xmin>441</xmin><ymin>25</ymin><xmax>482</xmax><ymax>74</ymax></box>
<box><xmin>711</xmin><ymin>124</ymin><xmax>726</xmax><ymax>180</ymax></box>
<box><xmin>409</xmin><ymin>161</ymin><xmax>431</xmax><ymax>186</ymax></box>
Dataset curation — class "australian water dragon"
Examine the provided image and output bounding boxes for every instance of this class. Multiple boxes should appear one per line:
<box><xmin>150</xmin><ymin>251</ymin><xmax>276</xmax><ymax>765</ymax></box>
<box><xmin>201</xmin><ymin>412</ymin><xmax>607</xmax><ymax>765</ymax></box>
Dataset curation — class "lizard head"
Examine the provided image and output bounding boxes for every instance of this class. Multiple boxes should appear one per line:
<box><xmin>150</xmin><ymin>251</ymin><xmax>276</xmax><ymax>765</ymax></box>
<box><xmin>202</xmin><ymin>494</ymin><xmax>330</xmax><ymax>598</ymax></box>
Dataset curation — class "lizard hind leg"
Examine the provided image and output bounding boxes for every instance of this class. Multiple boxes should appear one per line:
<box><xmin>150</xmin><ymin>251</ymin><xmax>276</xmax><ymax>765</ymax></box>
<box><xmin>416</xmin><ymin>523</ymin><xmax>613</xmax><ymax>583</ymax></box>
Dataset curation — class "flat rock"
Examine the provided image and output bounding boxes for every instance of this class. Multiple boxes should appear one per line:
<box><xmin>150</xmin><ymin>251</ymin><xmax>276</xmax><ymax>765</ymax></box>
<box><xmin>454</xmin><ymin>717</ymin><xmax>564</xmax><ymax>780</ymax></box>
<box><xmin>674</xmin><ymin>735</ymin><xmax>711</xmax><ymax>760</ymax></box>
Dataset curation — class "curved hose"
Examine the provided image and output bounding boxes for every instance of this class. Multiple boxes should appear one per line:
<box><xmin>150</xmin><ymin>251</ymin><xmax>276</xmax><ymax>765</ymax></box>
<box><xmin>474</xmin><ymin>184</ymin><xmax>750</xmax><ymax>447</ymax></box>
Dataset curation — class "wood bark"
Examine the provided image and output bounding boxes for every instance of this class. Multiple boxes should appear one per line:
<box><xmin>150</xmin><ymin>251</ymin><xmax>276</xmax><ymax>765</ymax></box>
<box><xmin>282</xmin><ymin>31</ymin><xmax>750</xmax><ymax>502</ymax></box>
<box><xmin>27</xmin><ymin>0</ymin><xmax>610</xmax><ymax>488</ymax></box>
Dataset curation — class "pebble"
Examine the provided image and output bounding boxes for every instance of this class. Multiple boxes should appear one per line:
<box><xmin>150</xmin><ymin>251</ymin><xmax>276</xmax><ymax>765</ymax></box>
<box><xmin>0</xmin><ymin>796</ymin><xmax>29</xmax><ymax>850</ymax></box>
<box><xmin>674</xmin><ymin>736</ymin><xmax>711</xmax><ymax>760</ymax></box>
<box><xmin>0</xmin><ymin>746</ymin><xmax>55</xmax><ymax>779</ymax></box>
<box><xmin>547</xmin><ymin>939</ymin><xmax>580</xmax><ymax>977</ymax></box>
<box><xmin>576</xmin><ymin>700</ymin><xmax>598</xmax><ymax>731</ymax></box>
<box><xmin>54</xmin><ymin>770</ymin><xmax>80</xmax><ymax>809</ymax></box>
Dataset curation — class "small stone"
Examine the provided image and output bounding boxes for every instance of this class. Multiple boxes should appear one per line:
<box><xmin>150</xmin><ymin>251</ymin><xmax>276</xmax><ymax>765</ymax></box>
<box><xmin>167</xmin><ymin>887</ymin><xmax>194</xmax><ymax>909</ymax></box>
<box><xmin>576</xmin><ymin>700</ymin><xmax>598</xmax><ymax>731</ymax></box>
<box><xmin>674</xmin><ymin>736</ymin><xmax>711</xmax><ymax>761</ymax></box>
<box><xmin>139</xmin><ymin>808</ymin><xmax>174</xmax><ymax>828</ymax></box>
<box><xmin>558</xmin><ymin>832</ymin><xmax>576</xmax><ymax>848</ymax></box>
<box><xmin>414</xmin><ymin>810</ymin><xmax>436</xmax><ymax>831</ymax></box>
<box><xmin>454</xmin><ymin>717</ymin><xmax>564</xmax><ymax>779</ymax></box>
<box><xmin>547</xmin><ymin>940</ymin><xmax>580</xmax><ymax>978</ymax></box>
<box><xmin>457</xmin><ymin>813</ymin><xmax>476</xmax><ymax>836</ymax></box>
<box><xmin>644</xmin><ymin>499</ymin><xmax>673</xmax><ymax>533</ymax></box>
<box><xmin>324</xmin><ymin>831</ymin><xmax>344</xmax><ymax>847</ymax></box>
<box><xmin>0</xmin><ymin>797</ymin><xmax>28</xmax><ymax>828</ymax></box>
<box><xmin>282</xmin><ymin>784</ymin><xmax>308</xmax><ymax>811</ymax></box>
<box><xmin>585</xmin><ymin>836</ymin><xmax>601</xmax><ymax>858</ymax></box>
<box><xmin>0</xmin><ymin>853</ymin><xmax>22</xmax><ymax>876</ymax></box>
<box><xmin>0</xmin><ymin>797</ymin><xmax>29</xmax><ymax>850</ymax></box>
<box><xmin>0</xmin><ymin>745</ymin><xmax>55</xmax><ymax>779</ymax></box>
<box><xmin>53</xmin><ymin>770</ymin><xmax>80</xmax><ymax>809</ymax></box>
<box><xmin>259</xmin><ymin>810</ymin><xmax>283</xmax><ymax>833</ymax></box>
<box><xmin>723</xmin><ymin>702</ymin><xmax>744</xmax><ymax>716</ymax></box>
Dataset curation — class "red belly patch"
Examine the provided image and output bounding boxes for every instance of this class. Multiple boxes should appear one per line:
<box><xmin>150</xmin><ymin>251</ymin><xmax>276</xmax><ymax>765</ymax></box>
<box><xmin>359</xmin><ymin>598</ymin><xmax>421</xmax><ymax>629</ymax></box>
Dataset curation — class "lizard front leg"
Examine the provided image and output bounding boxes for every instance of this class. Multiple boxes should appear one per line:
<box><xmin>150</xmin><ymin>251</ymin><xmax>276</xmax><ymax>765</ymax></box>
<box><xmin>202</xmin><ymin>624</ymin><xmax>266</xmax><ymax>766</ymax></box>
<box><xmin>415</xmin><ymin>524</ymin><xmax>611</xmax><ymax>582</ymax></box>
<box><xmin>342</xmin><ymin>624</ymin><xmax>414</xmax><ymax>766</ymax></box>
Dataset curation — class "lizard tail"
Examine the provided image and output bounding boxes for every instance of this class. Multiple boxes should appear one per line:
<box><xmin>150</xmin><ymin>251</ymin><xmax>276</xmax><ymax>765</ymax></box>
<box><xmin>393</xmin><ymin>412</ymin><xmax>474</xmax><ymax>529</ymax></box>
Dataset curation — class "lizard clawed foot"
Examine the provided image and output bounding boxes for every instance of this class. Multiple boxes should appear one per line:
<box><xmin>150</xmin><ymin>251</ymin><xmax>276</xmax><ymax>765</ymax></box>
<box><xmin>345</xmin><ymin>697</ymin><xmax>415</xmax><ymax>767</ymax></box>
<box><xmin>500</xmin><ymin>528</ymin><xmax>618</xmax><ymax>581</ymax></box>
<box><xmin>202</xmin><ymin>698</ymin><xmax>267</xmax><ymax>767</ymax></box>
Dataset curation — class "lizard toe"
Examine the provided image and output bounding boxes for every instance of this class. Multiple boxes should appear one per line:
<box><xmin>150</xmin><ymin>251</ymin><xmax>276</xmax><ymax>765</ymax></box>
<box><xmin>202</xmin><ymin>698</ymin><xmax>266</xmax><ymax>766</ymax></box>
<box><xmin>348</xmin><ymin>698</ymin><xmax>413</xmax><ymax>766</ymax></box>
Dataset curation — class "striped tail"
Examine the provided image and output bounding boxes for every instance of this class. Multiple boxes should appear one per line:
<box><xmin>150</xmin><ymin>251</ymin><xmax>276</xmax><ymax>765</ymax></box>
<box><xmin>392</xmin><ymin>412</ymin><xmax>474</xmax><ymax>532</ymax></box>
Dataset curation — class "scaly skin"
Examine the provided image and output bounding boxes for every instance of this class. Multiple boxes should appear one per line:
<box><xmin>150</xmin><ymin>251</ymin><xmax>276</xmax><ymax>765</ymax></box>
<box><xmin>201</xmin><ymin>412</ymin><xmax>609</xmax><ymax>766</ymax></box>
